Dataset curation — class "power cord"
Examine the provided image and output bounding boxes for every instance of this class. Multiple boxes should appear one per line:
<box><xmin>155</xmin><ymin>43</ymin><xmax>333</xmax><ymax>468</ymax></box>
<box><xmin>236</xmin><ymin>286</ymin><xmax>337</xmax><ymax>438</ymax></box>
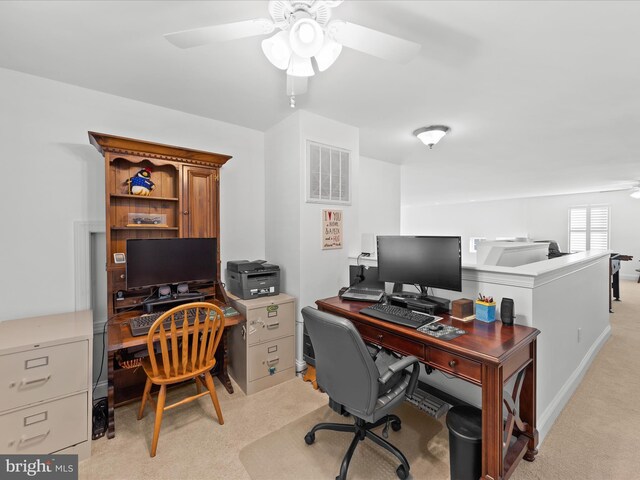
<box><xmin>91</xmin><ymin>288</ymin><xmax>160</xmax><ymax>440</ymax></box>
<box><xmin>92</xmin><ymin>288</ymin><xmax>158</xmax><ymax>396</ymax></box>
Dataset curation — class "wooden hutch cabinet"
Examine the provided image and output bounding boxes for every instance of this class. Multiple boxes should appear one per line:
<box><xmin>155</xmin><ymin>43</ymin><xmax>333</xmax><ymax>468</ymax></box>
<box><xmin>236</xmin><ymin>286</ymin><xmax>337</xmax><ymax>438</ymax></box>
<box><xmin>89</xmin><ymin>132</ymin><xmax>237</xmax><ymax>437</ymax></box>
<box><xmin>89</xmin><ymin>132</ymin><xmax>230</xmax><ymax>317</ymax></box>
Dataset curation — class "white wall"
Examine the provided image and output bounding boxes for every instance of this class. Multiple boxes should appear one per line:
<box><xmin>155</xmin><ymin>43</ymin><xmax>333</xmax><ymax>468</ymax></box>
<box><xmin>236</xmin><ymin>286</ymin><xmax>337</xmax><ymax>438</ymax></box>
<box><xmin>265</xmin><ymin>110</ymin><xmax>359</xmax><ymax>369</ymax></box>
<box><xmin>264</xmin><ymin>112</ymin><xmax>301</xmax><ymax>300</ymax></box>
<box><xmin>0</xmin><ymin>67</ymin><xmax>265</xmax><ymax>322</ymax></box>
<box><xmin>402</xmin><ymin>189</ymin><xmax>640</xmax><ymax>278</ymax></box>
<box><xmin>358</xmin><ymin>155</ymin><xmax>401</xmax><ymax>243</ymax></box>
<box><xmin>298</xmin><ymin>110</ymin><xmax>360</xmax><ymax>305</ymax></box>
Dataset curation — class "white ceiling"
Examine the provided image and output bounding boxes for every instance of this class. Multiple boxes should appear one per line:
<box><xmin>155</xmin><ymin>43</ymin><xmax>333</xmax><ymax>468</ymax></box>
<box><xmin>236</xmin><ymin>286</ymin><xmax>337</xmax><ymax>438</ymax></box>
<box><xmin>2</xmin><ymin>1</ymin><xmax>640</xmax><ymax>204</ymax></box>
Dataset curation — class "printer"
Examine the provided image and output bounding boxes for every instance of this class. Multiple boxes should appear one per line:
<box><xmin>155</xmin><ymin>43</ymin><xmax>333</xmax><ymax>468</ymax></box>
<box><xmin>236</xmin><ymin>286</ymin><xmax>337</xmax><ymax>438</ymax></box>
<box><xmin>226</xmin><ymin>260</ymin><xmax>280</xmax><ymax>300</ymax></box>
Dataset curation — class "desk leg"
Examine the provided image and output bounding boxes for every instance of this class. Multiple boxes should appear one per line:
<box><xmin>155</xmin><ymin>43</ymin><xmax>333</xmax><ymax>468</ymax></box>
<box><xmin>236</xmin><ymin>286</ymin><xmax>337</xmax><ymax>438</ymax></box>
<box><xmin>519</xmin><ymin>340</ymin><xmax>539</xmax><ymax>461</ymax></box>
<box><xmin>215</xmin><ymin>329</ymin><xmax>234</xmax><ymax>394</ymax></box>
<box><xmin>481</xmin><ymin>364</ymin><xmax>504</xmax><ymax>480</ymax></box>
<box><xmin>107</xmin><ymin>349</ymin><xmax>116</xmax><ymax>439</ymax></box>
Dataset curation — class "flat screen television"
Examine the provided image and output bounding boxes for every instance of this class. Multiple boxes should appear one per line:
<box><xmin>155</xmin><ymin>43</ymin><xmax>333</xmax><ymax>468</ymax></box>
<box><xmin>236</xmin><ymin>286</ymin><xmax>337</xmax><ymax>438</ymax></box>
<box><xmin>126</xmin><ymin>238</ymin><xmax>217</xmax><ymax>290</ymax></box>
<box><xmin>377</xmin><ymin>236</ymin><xmax>462</xmax><ymax>292</ymax></box>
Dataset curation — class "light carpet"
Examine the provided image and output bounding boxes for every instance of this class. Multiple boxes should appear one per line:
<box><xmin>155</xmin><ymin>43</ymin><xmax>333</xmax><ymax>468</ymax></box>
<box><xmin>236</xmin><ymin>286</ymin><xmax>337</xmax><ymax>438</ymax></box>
<box><xmin>239</xmin><ymin>402</ymin><xmax>450</xmax><ymax>480</ymax></box>
<box><xmin>80</xmin><ymin>280</ymin><xmax>640</xmax><ymax>479</ymax></box>
<box><xmin>512</xmin><ymin>280</ymin><xmax>640</xmax><ymax>480</ymax></box>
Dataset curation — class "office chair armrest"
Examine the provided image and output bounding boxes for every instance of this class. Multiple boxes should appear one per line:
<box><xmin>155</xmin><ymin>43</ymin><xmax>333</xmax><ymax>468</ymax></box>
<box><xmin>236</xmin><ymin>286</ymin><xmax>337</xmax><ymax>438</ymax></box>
<box><xmin>378</xmin><ymin>355</ymin><xmax>420</xmax><ymax>387</ymax></box>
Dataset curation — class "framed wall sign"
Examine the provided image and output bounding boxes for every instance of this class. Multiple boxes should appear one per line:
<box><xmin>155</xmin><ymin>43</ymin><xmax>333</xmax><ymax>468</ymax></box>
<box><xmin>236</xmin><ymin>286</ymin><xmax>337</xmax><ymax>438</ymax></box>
<box><xmin>322</xmin><ymin>209</ymin><xmax>343</xmax><ymax>250</ymax></box>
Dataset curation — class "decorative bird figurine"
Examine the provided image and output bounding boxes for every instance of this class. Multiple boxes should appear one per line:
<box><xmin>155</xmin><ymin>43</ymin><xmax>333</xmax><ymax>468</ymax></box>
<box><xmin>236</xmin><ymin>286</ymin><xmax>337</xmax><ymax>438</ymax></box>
<box><xmin>126</xmin><ymin>168</ymin><xmax>155</xmax><ymax>196</ymax></box>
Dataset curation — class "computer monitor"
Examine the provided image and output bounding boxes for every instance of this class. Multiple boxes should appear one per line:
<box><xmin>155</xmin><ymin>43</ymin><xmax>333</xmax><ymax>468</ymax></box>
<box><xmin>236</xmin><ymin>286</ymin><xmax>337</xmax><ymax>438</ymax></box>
<box><xmin>126</xmin><ymin>237</ymin><xmax>217</xmax><ymax>290</ymax></box>
<box><xmin>377</xmin><ymin>236</ymin><xmax>462</xmax><ymax>292</ymax></box>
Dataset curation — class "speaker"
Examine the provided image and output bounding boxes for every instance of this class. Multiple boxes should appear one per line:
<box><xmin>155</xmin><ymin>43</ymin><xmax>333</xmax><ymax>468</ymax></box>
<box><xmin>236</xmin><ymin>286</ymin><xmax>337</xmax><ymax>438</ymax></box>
<box><xmin>177</xmin><ymin>283</ymin><xmax>189</xmax><ymax>295</ymax></box>
<box><xmin>501</xmin><ymin>298</ymin><xmax>515</xmax><ymax>325</ymax></box>
<box><xmin>158</xmin><ymin>285</ymin><xmax>171</xmax><ymax>298</ymax></box>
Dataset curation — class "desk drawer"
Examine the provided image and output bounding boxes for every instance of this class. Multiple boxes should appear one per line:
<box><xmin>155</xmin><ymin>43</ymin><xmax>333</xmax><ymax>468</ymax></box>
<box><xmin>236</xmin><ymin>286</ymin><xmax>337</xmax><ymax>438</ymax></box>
<box><xmin>0</xmin><ymin>341</ymin><xmax>89</xmax><ymax>412</ymax></box>
<box><xmin>428</xmin><ymin>347</ymin><xmax>481</xmax><ymax>384</ymax></box>
<box><xmin>0</xmin><ymin>392</ymin><xmax>87</xmax><ymax>454</ymax></box>
<box><xmin>354</xmin><ymin>322</ymin><xmax>425</xmax><ymax>360</ymax></box>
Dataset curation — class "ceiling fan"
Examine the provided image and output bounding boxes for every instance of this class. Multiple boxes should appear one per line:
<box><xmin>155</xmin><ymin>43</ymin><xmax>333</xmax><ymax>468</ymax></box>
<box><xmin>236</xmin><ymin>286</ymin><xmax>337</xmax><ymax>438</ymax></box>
<box><xmin>164</xmin><ymin>0</ymin><xmax>421</xmax><ymax>106</ymax></box>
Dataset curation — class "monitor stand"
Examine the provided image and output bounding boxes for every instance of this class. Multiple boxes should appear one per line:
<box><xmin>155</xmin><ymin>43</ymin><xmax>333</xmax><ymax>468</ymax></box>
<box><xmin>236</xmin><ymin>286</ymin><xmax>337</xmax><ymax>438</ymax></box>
<box><xmin>142</xmin><ymin>289</ymin><xmax>206</xmax><ymax>314</ymax></box>
<box><xmin>390</xmin><ymin>283</ymin><xmax>450</xmax><ymax>313</ymax></box>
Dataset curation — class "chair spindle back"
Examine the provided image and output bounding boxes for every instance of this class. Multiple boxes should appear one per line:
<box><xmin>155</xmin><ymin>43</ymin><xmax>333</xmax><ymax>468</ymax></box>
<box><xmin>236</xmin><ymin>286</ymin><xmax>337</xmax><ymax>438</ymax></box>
<box><xmin>145</xmin><ymin>302</ymin><xmax>225</xmax><ymax>379</ymax></box>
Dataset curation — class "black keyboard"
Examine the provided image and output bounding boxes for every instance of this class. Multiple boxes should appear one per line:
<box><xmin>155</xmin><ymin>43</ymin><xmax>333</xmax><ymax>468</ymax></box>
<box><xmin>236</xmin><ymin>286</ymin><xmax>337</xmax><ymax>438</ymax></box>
<box><xmin>129</xmin><ymin>308</ymin><xmax>203</xmax><ymax>337</ymax></box>
<box><xmin>360</xmin><ymin>303</ymin><xmax>436</xmax><ymax>329</ymax></box>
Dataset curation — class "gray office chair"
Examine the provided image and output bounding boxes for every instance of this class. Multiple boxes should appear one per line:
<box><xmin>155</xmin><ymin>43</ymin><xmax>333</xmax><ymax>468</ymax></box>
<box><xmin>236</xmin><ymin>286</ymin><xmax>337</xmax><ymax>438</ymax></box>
<box><xmin>301</xmin><ymin>307</ymin><xmax>420</xmax><ymax>480</ymax></box>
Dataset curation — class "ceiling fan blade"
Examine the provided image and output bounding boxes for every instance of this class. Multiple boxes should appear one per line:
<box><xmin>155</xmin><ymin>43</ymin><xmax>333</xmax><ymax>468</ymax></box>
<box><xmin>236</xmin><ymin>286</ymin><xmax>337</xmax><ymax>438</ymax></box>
<box><xmin>328</xmin><ymin>20</ymin><xmax>421</xmax><ymax>63</ymax></box>
<box><xmin>287</xmin><ymin>75</ymin><xmax>308</xmax><ymax>96</ymax></box>
<box><xmin>164</xmin><ymin>19</ymin><xmax>275</xmax><ymax>49</ymax></box>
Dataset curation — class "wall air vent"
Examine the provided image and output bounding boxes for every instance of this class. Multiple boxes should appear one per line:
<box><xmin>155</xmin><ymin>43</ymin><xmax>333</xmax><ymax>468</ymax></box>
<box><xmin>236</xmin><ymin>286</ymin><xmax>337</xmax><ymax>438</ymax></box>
<box><xmin>306</xmin><ymin>140</ymin><xmax>350</xmax><ymax>205</ymax></box>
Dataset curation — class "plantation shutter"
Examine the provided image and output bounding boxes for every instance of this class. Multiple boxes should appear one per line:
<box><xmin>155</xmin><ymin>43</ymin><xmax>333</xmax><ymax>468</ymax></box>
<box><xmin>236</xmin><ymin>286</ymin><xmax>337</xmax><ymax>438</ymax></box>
<box><xmin>589</xmin><ymin>206</ymin><xmax>609</xmax><ymax>250</ymax></box>
<box><xmin>568</xmin><ymin>205</ymin><xmax>609</xmax><ymax>252</ymax></box>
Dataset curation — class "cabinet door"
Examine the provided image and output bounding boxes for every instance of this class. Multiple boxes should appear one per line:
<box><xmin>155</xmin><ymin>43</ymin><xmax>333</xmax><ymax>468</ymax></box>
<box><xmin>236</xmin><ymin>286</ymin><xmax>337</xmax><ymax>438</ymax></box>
<box><xmin>182</xmin><ymin>166</ymin><xmax>218</xmax><ymax>238</ymax></box>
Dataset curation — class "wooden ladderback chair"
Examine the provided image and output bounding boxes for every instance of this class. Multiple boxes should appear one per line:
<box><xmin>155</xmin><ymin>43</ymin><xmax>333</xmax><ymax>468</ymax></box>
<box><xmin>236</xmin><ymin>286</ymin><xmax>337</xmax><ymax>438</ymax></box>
<box><xmin>137</xmin><ymin>302</ymin><xmax>225</xmax><ymax>457</ymax></box>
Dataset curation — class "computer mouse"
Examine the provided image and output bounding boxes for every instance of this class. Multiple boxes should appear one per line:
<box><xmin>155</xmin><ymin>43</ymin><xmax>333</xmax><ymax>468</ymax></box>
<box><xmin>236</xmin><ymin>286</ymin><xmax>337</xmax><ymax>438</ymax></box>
<box><xmin>428</xmin><ymin>323</ymin><xmax>444</xmax><ymax>332</ymax></box>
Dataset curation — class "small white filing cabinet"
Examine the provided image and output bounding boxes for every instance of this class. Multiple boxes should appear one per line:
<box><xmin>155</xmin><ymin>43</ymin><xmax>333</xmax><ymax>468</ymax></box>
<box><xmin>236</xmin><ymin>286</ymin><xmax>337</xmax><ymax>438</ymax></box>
<box><xmin>0</xmin><ymin>310</ymin><xmax>93</xmax><ymax>460</ymax></box>
<box><xmin>227</xmin><ymin>293</ymin><xmax>295</xmax><ymax>395</ymax></box>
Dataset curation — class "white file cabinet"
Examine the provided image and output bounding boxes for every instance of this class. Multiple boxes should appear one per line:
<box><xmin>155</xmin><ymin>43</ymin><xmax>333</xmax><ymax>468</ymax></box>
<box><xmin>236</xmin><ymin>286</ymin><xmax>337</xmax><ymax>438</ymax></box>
<box><xmin>0</xmin><ymin>310</ymin><xmax>93</xmax><ymax>460</ymax></box>
<box><xmin>227</xmin><ymin>293</ymin><xmax>295</xmax><ymax>395</ymax></box>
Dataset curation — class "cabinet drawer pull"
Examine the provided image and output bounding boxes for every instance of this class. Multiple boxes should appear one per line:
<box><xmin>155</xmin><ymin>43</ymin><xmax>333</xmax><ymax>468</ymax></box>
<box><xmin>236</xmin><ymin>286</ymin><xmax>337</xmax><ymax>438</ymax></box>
<box><xmin>448</xmin><ymin>360</ymin><xmax>457</xmax><ymax>368</ymax></box>
<box><xmin>266</xmin><ymin>357</ymin><xmax>279</xmax><ymax>366</ymax></box>
<box><xmin>19</xmin><ymin>430</ymin><xmax>50</xmax><ymax>445</ymax></box>
<box><xmin>21</xmin><ymin>375</ymin><xmax>51</xmax><ymax>386</ymax></box>
<box><xmin>377</xmin><ymin>334</ymin><xmax>384</xmax><ymax>341</ymax></box>
<box><xmin>183</xmin><ymin>210</ymin><xmax>189</xmax><ymax>215</ymax></box>
<box><xmin>120</xmin><ymin>274</ymin><xmax>125</xmax><ymax>279</ymax></box>
<box><xmin>266</xmin><ymin>321</ymin><xmax>279</xmax><ymax>329</ymax></box>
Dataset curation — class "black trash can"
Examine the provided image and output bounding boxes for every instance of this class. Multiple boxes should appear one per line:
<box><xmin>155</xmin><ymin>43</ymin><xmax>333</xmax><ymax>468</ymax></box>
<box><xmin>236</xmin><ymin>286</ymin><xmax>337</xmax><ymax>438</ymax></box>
<box><xmin>446</xmin><ymin>405</ymin><xmax>482</xmax><ymax>480</ymax></box>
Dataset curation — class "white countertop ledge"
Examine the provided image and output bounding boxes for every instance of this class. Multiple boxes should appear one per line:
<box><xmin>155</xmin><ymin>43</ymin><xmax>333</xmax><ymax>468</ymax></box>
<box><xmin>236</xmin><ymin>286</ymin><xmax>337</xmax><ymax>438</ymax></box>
<box><xmin>461</xmin><ymin>250</ymin><xmax>611</xmax><ymax>288</ymax></box>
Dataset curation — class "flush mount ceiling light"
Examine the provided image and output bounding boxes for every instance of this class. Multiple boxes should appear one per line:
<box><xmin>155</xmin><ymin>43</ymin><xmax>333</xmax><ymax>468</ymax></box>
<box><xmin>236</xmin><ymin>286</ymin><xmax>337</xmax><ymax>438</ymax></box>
<box><xmin>630</xmin><ymin>185</ymin><xmax>640</xmax><ymax>199</ymax></box>
<box><xmin>164</xmin><ymin>0</ymin><xmax>421</xmax><ymax>106</ymax></box>
<box><xmin>413</xmin><ymin>125</ymin><xmax>451</xmax><ymax>149</ymax></box>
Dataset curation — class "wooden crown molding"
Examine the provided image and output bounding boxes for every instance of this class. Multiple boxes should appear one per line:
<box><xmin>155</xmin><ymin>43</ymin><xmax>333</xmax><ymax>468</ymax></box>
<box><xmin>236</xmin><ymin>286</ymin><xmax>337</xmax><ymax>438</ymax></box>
<box><xmin>88</xmin><ymin>131</ymin><xmax>232</xmax><ymax>167</ymax></box>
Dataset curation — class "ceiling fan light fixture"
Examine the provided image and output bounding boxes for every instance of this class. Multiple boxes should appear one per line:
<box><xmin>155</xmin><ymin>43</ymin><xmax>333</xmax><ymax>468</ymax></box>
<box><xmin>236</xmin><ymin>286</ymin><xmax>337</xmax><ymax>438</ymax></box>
<box><xmin>630</xmin><ymin>186</ymin><xmax>640</xmax><ymax>199</ymax></box>
<box><xmin>262</xmin><ymin>31</ymin><xmax>291</xmax><ymax>69</ymax></box>
<box><xmin>413</xmin><ymin>125</ymin><xmax>451</xmax><ymax>149</ymax></box>
<box><xmin>289</xmin><ymin>18</ymin><xmax>324</xmax><ymax>58</ymax></box>
<box><xmin>287</xmin><ymin>53</ymin><xmax>315</xmax><ymax>77</ymax></box>
<box><xmin>315</xmin><ymin>35</ymin><xmax>342</xmax><ymax>71</ymax></box>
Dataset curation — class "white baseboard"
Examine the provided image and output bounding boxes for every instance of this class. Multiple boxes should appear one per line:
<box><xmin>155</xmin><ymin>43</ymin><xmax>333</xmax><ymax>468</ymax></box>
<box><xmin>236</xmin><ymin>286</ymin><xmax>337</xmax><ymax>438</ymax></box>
<box><xmin>537</xmin><ymin>325</ymin><xmax>611</xmax><ymax>444</ymax></box>
<box><xmin>295</xmin><ymin>359</ymin><xmax>307</xmax><ymax>373</ymax></box>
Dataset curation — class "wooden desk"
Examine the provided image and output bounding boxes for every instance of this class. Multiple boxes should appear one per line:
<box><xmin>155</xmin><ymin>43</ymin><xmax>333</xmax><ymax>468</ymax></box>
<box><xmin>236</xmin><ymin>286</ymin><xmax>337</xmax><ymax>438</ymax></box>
<box><xmin>106</xmin><ymin>300</ymin><xmax>243</xmax><ymax>439</ymax></box>
<box><xmin>317</xmin><ymin>296</ymin><xmax>540</xmax><ymax>480</ymax></box>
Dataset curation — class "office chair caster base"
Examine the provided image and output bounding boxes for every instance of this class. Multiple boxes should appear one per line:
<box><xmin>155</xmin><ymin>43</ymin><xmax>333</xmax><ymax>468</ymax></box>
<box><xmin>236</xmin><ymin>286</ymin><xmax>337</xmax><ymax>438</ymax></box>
<box><xmin>396</xmin><ymin>464</ymin><xmax>408</xmax><ymax>479</ymax></box>
<box><xmin>304</xmin><ymin>432</ymin><xmax>315</xmax><ymax>445</ymax></box>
